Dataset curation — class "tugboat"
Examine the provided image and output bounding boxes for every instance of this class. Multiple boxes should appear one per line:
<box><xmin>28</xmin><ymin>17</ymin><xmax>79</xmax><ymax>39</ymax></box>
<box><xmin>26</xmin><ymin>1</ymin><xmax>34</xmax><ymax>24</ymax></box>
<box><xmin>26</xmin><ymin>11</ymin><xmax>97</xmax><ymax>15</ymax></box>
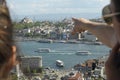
<box><xmin>56</xmin><ymin>60</ymin><xmax>64</xmax><ymax>67</ymax></box>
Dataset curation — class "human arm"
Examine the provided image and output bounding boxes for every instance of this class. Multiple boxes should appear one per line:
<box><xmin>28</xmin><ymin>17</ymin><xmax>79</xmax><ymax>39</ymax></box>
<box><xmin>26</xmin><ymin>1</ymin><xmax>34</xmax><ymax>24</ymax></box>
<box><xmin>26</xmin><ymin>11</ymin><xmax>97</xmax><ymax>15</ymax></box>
<box><xmin>72</xmin><ymin>18</ymin><xmax>116</xmax><ymax>48</ymax></box>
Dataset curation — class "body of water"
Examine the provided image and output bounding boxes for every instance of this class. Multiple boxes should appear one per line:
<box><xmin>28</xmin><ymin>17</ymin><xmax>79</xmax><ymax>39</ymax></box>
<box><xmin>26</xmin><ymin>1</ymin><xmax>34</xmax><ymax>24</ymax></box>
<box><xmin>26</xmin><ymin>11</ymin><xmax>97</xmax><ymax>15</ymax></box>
<box><xmin>17</xmin><ymin>41</ymin><xmax>110</xmax><ymax>69</ymax></box>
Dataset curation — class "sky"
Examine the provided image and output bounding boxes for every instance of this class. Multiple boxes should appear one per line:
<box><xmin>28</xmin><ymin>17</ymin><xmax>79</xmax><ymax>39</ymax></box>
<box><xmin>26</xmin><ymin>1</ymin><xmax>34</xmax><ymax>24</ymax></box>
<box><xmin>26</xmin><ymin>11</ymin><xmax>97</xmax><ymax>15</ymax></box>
<box><xmin>6</xmin><ymin>0</ymin><xmax>110</xmax><ymax>21</ymax></box>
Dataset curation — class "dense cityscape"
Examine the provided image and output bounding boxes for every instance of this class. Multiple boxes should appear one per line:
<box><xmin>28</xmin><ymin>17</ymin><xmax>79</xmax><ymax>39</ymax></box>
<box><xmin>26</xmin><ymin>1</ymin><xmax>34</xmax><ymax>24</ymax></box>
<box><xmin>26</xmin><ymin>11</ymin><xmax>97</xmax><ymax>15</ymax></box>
<box><xmin>10</xmin><ymin>17</ymin><xmax>108</xmax><ymax>80</ymax></box>
<box><xmin>14</xmin><ymin>17</ymin><xmax>104</xmax><ymax>41</ymax></box>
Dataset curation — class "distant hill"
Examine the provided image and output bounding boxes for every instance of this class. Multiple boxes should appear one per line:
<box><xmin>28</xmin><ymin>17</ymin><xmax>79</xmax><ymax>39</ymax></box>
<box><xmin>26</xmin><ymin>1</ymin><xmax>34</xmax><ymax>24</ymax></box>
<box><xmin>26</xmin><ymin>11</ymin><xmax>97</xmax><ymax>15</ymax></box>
<box><xmin>11</xmin><ymin>13</ymin><xmax>101</xmax><ymax>21</ymax></box>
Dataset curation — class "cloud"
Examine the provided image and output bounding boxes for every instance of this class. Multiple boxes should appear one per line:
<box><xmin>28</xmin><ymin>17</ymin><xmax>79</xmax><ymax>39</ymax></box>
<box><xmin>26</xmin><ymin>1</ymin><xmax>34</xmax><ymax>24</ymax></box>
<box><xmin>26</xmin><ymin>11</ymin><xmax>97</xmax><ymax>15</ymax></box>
<box><xmin>8</xmin><ymin>3</ymin><xmax>14</xmax><ymax>9</ymax></box>
<box><xmin>6</xmin><ymin>0</ymin><xmax>109</xmax><ymax>16</ymax></box>
<box><xmin>28</xmin><ymin>8</ymin><xmax>100</xmax><ymax>15</ymax></box>
<box><xmin>7</xmin><ymin>0</ymin><xmax>15</xmax><ymax>9</ymax></box>
<box><xmin>31</xmin><ymin>2</ymin><xmax>50</xmax><ymax>8</ymax></box>
<box><xmin>99</xmin><ymin>0</ymin><xmax>104</xmax><ymax>2</ymax></box>
<box><xmin>30</xmin><ymin>0</ymin><xmax>73</xmax><ymax>8</ymax></box>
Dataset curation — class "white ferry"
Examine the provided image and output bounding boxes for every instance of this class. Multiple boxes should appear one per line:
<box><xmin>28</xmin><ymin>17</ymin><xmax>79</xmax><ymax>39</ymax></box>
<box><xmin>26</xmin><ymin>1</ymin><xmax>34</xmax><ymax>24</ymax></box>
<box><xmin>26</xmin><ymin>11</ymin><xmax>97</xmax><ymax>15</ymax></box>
<box><xmin>75</xmin><ymin>51</ymin><xmax>91</xmax><ymax>55</ymax></box>
<box><xmin>56</xmin><ymin>60</ymin><xmax>64</xmax><ymax>67</ymax></box>
<box><xmin>35</xmin><ymin>48</ymin><xmax>51</xmax><ymax>53</ymax></box>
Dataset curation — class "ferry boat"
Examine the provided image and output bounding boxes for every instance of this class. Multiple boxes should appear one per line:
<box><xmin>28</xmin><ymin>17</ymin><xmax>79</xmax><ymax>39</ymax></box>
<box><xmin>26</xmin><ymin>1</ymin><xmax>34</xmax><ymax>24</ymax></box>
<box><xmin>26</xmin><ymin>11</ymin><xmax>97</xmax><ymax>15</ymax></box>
<box><xmin>75</xmin><ymin>51</ymin><xmax>91</xmax><ymax>55</ymax></box>
<box><xmin>35</xmin><ymin>48</ymin><xmax>51</xmax><ymax>53</ymax></box>
<box><xmin>56</xmin><ymin>60</ymin><xmax>64</xmax><ymax>67</ymax></box>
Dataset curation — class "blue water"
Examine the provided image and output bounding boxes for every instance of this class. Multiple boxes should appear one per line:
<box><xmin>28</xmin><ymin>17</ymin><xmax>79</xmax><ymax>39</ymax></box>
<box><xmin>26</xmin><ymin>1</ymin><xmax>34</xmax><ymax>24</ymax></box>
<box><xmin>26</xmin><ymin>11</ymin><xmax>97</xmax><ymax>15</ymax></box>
<box><xmin>17</xmin><ymin>41</ymin><xmax>110</xmax><ymax>69</ymax></box>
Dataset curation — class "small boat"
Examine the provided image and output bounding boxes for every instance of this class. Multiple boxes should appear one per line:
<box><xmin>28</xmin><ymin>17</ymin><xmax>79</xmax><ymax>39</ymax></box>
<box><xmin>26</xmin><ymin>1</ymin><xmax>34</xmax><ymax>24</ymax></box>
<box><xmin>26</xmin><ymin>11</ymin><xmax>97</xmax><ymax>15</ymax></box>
<box><xmin>75</xmin><ymin>51</ymin><xmax>91</xmax><ymax>55</ymax></box>
<box><xmin>93</xmin><ymin>42</ymin><xmax>102</xmax><ymax>45</ymax></box>
<box><xmin>86</xmin><ymin>42</ymin><xmax>102</xmax><ymax>45</ymax></box>
<box><xmin>35</xmin><ymin>48</ymin><xmax>51</xmax><ymax>53</ymax></box>
<box><xmin>37</xmin><ymin>39</ymin><xmax>53</xmax><ymax>43</ymax></box>
<box><xmin>56</xmin><ymin>60</ymin><xmax>64</xmax><ymax>67</ymax></box>
<box><xmin>54</xmin><ymin>40</ymin><xmax>66</xmax><ymax>43</ymax></box>
<box><xmin>66</xmin><ymin>40</ymin><xmax>78</xmax><ymax>44</ymax></box>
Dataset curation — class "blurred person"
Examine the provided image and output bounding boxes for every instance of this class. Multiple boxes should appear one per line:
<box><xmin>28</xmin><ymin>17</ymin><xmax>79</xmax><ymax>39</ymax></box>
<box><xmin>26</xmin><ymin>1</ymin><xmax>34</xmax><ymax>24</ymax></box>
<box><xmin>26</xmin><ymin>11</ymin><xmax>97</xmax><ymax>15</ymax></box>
<box><xmin>0</xmin><ymin>0</ymin><xmax>17</xmax><ymax>79</ymax></box>
<box><xmin>72</xmin><ymin>0</ymin><xmax>120</xmax><ymax>80</ymax></box>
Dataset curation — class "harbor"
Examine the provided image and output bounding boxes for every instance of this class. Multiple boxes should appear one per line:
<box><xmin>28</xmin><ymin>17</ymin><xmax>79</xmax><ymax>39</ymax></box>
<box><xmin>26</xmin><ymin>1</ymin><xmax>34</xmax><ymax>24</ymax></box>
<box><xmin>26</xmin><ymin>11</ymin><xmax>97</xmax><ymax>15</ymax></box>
<box><xmin>14</xmin><ymin>40</ymin><xmax>109</xmax><ymax>80</ymax></box>
<box><xmin>7</xmin><ymin>0</ymin><xmax>111</xmax><ymax>78</ymax></box>
<box><xmin>17</xmin><ymin>41</ymin><xmax>110</xmax><ymax>69</ymax></box>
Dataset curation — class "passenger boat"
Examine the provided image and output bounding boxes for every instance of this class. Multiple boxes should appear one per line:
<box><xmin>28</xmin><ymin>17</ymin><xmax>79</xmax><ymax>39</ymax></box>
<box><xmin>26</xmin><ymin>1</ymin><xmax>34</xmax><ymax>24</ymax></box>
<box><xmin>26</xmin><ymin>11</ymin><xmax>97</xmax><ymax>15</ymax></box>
<box><xmin>35</xmin><ymin>48</ymin><xmax>51</xmax><ymax>53</ymax></box>
<box><xmin>75</xmin><ymin>51</ymin><xmax>91</xmax><ymax>55</ymax></box>
<box><xmin>56</xmin><ymin>60</ymin><xmax>64</xmax><ymax>67</ymax></box>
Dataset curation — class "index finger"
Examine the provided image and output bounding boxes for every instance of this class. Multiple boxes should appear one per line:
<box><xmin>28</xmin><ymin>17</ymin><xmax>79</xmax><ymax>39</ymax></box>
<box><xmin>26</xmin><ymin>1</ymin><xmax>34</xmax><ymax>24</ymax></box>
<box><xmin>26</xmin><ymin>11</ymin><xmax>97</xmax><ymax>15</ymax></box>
<box><xmin>72</xmin><ymin>18</ymin><xmax>78</xmax><ymax>21</ymax></box>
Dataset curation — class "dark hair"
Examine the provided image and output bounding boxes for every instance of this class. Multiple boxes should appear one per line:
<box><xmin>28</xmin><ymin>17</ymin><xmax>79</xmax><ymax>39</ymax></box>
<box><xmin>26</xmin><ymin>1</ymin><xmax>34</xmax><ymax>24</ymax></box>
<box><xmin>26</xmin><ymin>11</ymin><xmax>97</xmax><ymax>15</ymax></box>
<box><xmin>112</xmin><ymin>0</ymin><xmax>120</xmax><ymax>22</ymax></box>
<box><xmin>0</xmin><ymin>0</ymin><xmax>13</xmax><ymax>65</ymax></box>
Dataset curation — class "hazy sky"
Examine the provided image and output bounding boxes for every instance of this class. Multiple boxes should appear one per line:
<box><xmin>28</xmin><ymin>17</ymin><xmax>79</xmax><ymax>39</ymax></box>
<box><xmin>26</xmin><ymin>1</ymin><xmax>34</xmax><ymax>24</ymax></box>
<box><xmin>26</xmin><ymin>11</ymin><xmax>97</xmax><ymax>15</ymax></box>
<box><xmin>6</xmin><ymin>0</ymin><xmax>110</xmax><ymax>20</ymax></box>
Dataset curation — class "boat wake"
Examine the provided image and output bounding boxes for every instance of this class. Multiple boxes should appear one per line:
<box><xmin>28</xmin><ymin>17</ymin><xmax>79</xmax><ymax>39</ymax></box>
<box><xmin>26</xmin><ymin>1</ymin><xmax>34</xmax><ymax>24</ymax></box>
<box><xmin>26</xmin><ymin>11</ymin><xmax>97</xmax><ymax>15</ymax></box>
<box><xmin>36</xmin><ymin>50</ymin><xmax>75</xmax><ymax>55</ymax></box>
<box><xmin>35</xmin><ymin>48</ymin><xmax>92</xmax><ymax>55</ymax></box>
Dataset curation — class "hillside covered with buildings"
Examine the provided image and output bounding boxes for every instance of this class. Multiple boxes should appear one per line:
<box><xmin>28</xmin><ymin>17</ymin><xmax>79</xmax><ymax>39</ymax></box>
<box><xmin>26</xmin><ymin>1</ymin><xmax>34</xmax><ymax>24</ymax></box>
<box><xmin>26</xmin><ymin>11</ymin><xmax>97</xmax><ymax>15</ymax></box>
<box><xmin>13</xmin><ymin>17</ymin><xmax>104</xmax><ymax>42</ymax></box>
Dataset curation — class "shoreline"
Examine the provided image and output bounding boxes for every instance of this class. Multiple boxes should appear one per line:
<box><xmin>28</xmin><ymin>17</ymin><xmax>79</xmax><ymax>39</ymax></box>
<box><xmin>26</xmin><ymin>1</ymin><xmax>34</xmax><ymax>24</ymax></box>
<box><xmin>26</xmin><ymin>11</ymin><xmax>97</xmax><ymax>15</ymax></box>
<box><xmin>14</xmin><ymin>37</ymin><xmax>103</xmax><ymax>45</ymax></box>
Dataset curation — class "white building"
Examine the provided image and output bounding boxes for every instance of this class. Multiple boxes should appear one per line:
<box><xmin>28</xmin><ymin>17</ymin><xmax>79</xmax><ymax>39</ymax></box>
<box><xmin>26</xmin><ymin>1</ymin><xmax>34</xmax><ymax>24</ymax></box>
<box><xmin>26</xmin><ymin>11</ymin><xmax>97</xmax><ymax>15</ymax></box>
<box><xmin>82</xmin><ymin>31</ymin><xmax>97</xmax><ymax>41</ymax></box>
<box><xmin>22</xmin><ymin>29</ymin><xmax>31</xmax><ymax>34</ymax></box>
<box><xmin>93</xmin><ymin>67</ymin><xmax>105</xmax><ymax>78</ymax></box>
<box><xmin>21</xmin><ymin>17</ymin><xmax>33</xmax><ymax>23</ymax></box>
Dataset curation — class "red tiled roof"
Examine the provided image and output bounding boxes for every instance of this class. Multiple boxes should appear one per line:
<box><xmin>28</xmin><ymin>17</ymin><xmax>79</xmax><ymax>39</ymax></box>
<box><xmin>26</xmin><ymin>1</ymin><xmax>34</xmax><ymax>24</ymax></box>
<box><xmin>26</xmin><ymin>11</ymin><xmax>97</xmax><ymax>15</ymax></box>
<box><xmin>68</xmin><ymin>72</ymin><xmax>82</xmax><ymax>80</ymax></box>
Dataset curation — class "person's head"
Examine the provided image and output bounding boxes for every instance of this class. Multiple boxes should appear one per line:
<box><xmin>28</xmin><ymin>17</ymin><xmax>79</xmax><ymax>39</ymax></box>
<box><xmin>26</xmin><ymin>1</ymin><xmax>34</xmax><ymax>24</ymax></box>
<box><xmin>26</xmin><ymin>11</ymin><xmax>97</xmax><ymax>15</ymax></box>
<box><xmin>109</xmin><ymin>0</ymin><xmax>120</xmax><ymax>43</ymax></box>
<box><xmin>0</xmin><ymin>0</ymin><xmax>17</xmax><ymax>79</ymax></box>
<box><xmin>102</xmin><ymin>0</ymin><xmax>120</xmax><ymax>25</ymax></box>
<box><xmin>111</xmin><ymin>0</ymin><xmax>120</xmax><ymax>22</ymax></box>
